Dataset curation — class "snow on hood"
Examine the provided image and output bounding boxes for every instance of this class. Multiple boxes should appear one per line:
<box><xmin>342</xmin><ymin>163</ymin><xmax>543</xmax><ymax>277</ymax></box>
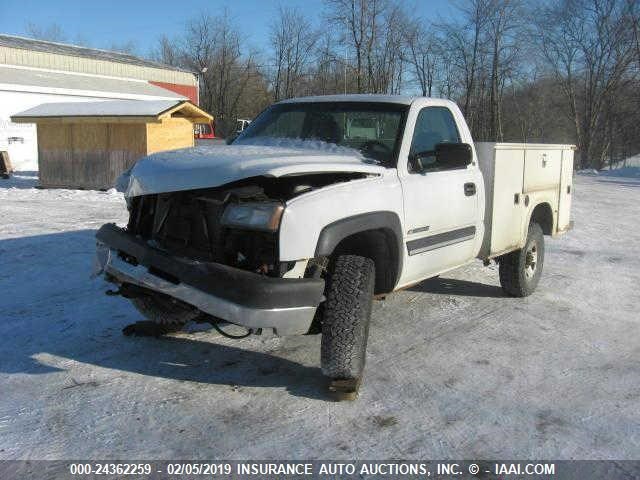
<box><xmin>117</xmin><ymin>139</ymin><xmax>384</xmax><ymax>197</ymax></box>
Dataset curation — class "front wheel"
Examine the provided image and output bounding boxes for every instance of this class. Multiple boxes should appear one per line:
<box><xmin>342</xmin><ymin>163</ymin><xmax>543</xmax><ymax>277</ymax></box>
<box><xmin>498</xmin><ymin>222</ymin><xmax>545</xmax><ymax>297</ymax></box>
<box><xmin>321</xmin><ymin>255</ymin><xmax>375</xmax><ymax>399</ymax></box>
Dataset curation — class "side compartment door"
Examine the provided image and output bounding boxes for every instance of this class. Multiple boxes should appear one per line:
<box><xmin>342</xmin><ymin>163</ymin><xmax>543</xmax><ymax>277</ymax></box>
<box><xmin>490</xmin><ymin>148</ymin><xmax>526</xmax><ymax>255</ymax></box>
<box><xmin>399</xmin><ymin>107</ymin><xmax>479</xmax><ymax>282</ymax></box>
<box><xmin>557</xmin><ymin>148</ymin><xmax>574</xmax><ymax>232</ymax></box>
<box><xmin>523</xmin><ymin>148</ymin><xmax>562</xmax><ymax>192</ymax></box>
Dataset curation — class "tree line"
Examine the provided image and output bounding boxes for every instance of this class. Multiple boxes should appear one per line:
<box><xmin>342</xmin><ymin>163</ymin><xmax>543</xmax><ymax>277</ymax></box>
<box><xmin>28</xmin><ymin>0</ymin><xmax>640</xmax><ymax>169</ymax></box>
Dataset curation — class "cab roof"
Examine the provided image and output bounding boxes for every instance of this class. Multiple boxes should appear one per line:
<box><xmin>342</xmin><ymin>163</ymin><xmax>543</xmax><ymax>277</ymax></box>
<box><xmin>278</xmin><ymin>94</ymin><xmax>419</xmax><ymax>105</ymax></box>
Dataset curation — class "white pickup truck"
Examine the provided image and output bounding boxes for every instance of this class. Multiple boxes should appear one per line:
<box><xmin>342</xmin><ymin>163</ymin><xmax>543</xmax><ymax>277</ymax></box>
<box><xmin>95</xmin><ymin>94</ymin><xmax>574</xmax><ymax>399</ymax></box>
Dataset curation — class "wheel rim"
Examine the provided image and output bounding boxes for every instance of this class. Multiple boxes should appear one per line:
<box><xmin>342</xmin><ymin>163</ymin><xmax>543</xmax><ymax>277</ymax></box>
<box><xmin>524</xmin><ymin>241</ymin><xmax>538</xmax><ymax>279</ymax></box>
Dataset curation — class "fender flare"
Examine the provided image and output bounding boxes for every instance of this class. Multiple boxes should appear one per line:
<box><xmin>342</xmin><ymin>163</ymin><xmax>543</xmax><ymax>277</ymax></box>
<box><xmin>314</xmin><ymin>211</ymin><xmax>403</xmax><ymax>290</ymax></box>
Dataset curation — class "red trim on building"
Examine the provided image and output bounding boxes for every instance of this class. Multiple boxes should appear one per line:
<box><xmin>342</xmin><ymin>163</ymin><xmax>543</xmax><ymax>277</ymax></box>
<box><xmin>149</xmin><ymin>81</ymin><xmax>198</xmax><ymax>104</ymax></box>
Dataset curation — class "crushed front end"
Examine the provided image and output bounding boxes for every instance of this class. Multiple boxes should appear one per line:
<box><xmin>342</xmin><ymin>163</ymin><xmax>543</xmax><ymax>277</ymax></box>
<box><xmin>95</xmin><ymin>177</ymin><xmax>330</xmax><ymax>335</ymax></box>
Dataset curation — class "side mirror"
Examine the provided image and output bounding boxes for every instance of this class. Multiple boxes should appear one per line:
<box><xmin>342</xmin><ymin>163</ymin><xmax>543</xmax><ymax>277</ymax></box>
<box><xmin>225</xmin><ymin>133</ymin><xmax>238</xmax><ymax>145</ymax></box>
<box><xmin>409</xmin><ymin>142</ymin><xmax>473</xmax><ymax>172</ymax></box>
<box><xmin>435</xmin><ymin>142</ymin><xmax>473</xmax><ymax>168</ymax></box>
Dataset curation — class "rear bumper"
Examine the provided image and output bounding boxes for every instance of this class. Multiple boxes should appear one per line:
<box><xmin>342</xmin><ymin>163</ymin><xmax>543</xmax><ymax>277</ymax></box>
<box><xmin>95</xmin><ymin>224</ymin><xmax>324</xmax><ymax>335</ymax></box>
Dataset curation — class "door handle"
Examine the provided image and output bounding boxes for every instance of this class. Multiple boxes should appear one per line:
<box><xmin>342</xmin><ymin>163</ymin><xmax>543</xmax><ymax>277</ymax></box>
<box><xmin>464</xmin><ymin>182</ymin><xmax>476</xmax><ymax>196</ymax></box>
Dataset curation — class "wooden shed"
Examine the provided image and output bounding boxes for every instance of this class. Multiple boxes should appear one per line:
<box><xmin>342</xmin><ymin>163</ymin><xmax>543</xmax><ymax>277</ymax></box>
<box><xmin>11</xmin><ymin>100</ymin><xmax>212</xmax><ymax>189</ymax></box>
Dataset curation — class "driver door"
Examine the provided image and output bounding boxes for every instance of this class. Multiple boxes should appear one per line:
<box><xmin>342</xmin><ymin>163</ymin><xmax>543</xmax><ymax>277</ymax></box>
<box><xmin>400</xmin><ymin>106</ymin><xmax>479</xmax><ymax>281</ymax></box>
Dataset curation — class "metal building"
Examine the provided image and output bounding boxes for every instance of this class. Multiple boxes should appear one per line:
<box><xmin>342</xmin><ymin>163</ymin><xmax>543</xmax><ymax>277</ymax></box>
<box><xmin>0</xmin><ymin>34</ymin><xmax>197</xmax><ymax>171</ymax></box>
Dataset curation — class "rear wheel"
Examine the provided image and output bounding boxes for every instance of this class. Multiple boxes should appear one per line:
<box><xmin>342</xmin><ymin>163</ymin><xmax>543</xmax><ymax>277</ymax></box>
<box><xmin>498</xmin><ymin>222</ymin><xmax>545</xmax><ymax>297</ymax></box>
<box><xmin>321</xmin><ymin>255</ymin><xmax>375</xmax><ymax>400</ymax></box>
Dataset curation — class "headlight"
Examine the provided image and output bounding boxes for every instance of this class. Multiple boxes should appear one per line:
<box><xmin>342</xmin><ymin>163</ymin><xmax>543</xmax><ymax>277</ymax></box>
<box><xmin>221</xmin><ymin>202</ymin><xmax>284</xmax><ymax>232</ymax></box>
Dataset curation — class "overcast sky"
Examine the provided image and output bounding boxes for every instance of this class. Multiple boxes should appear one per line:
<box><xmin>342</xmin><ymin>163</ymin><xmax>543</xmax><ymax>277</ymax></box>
<box><xmin>0</xmin><ymin>0</ymin><xmax>457</xmax><ymax>59</ymax></box>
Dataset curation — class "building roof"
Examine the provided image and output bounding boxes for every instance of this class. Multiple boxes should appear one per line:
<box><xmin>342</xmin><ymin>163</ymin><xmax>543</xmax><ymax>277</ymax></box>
<box><xmin>13</xmin><ymin>99</ymin><xmax>181</xmax><ymax>117</ymax></box>
<box><xmin>11</xmin><ymin>99</ymin><xmax>212</xmax><ymax>123</ymax></box>
<box><xmin>0</xmin><ymin>34</ymin><xmax>192</xmax><ymax>74</ymax></box>
<box><xmin>0</xmin><ymin>65</ymin><xmax>185</xmax><ymax>100</ymax></box>
<box><xmin>279</xmin><ymin>94</ymin><xmax>419</xmax><ymax>105</ymax></box>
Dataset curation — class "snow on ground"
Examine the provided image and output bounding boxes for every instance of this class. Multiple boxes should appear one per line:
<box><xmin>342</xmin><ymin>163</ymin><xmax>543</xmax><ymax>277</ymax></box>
<box><xmin>600</xmin><ymin>166</ymin><xmax>640</xmax><ymax>178</ymax></box>
<box><xmin>0</xmin><ymin>171</ymin><xmax>639</xmax><ymax>460</ymax></box>
<box><xmin>613</xmin><ymin>153</ymin><xmax>640</xmax><ymax>168</ymax></box>
<box><xmin>578</xmin><ymin>165</ymin><xmax>640</xmax><ymax>179</ymax></box>
<box><xmin>576</xmin><ymin>152</ymin><xmax>640</xmax><ymax>178</ymax></box>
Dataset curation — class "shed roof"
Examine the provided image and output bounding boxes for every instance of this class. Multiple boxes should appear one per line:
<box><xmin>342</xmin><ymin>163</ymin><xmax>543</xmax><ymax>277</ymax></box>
<box><xmin>0</xmin><ymin>65</ymin><xmax>185</xmax><ymax>100</ymax></box>
<box><xmin>11</xmin><ymin>100</ymin><xmax>213</xmax><ymax>124</ymax></box>
<box><xmin>0</xmin><ymin>34</ymin><xmax>192</xmax><ymax>74</ymax></box>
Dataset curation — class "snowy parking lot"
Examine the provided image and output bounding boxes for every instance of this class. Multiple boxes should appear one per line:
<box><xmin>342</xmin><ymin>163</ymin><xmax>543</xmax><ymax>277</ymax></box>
<box><xmin>0</xmin><ymin>170</ymin><xmax>638</xmax><ymax>459</ymax></box>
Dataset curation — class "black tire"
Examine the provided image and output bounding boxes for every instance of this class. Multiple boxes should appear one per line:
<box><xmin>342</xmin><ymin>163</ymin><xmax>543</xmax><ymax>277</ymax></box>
<box><xmin>321</xmin><ymin>255</ymin><xmax>375</xmax><ymax>381</ymax></box>
<box><xmin>499</xmin><ymin>222</ymin><xmax>545</xmax><ymax>297</ymax></box>
<box><xmin>130</xmin><ymin>294</ymin><xmax>199</xmax><ymax>326</ymax></box>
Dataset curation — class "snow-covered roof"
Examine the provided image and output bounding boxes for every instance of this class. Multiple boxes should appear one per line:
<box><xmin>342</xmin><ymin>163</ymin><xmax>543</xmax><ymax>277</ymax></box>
<box><xmin>0</xmin><ymin>65</ymin><xmax>186</xmax><ymax>100</ymax></box>
<box><xmin>0</xmin><ymin>34</ymin><xmax>192</xmax><ymax>73</ymax></box>
<box><xmin>11</xmin><ymin>100</ymin><xmax>212</xmax><ymax>123</ymax></box>
<box><xmin>13</xmin><ymin>100</ymin><xmax>180</xmax><ymax>118</ymax></box>
<box><xmin>279</xmin><ymin>94</ymin><xmax>419</xmax><ymax>105</ymax></box>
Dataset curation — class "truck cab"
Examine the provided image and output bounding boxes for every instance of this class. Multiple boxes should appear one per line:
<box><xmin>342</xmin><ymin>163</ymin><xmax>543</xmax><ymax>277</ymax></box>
<box><xmin>96</xmin><ymin>94</ymin><xmax>574</xmax><ymax>399</ymax></box>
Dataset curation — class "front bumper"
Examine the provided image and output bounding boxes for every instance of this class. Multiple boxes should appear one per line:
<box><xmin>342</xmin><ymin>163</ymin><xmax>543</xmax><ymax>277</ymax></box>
<box><xmin>95</xmin><ymin>224</ymin><xmax>325</xmax><ymax>335</ymax></box>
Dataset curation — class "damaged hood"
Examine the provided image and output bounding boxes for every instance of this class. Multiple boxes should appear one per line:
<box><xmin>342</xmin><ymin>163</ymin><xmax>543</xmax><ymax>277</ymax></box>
<box><xmin>117</xmin><ymin>140</ymin><xmax>385</xmax><ymax>197</ymax></box>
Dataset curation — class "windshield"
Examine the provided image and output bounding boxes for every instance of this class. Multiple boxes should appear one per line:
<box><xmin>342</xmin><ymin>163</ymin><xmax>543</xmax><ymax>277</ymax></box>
<box><xmin>234</xmin><ymin>102</ymin><xmax>407</xmax><ymax>166</ymax></box>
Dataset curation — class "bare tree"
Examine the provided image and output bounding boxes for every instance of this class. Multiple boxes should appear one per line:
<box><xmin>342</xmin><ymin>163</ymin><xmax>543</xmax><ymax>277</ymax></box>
<box><xmin>486</xmin><ymin>0</ymin><xmax>522</xmax><ymax>140</ymax></box>
<box><xmin>440</xmin><ymin>0</ymin><xmax>490</xmax><ymax>119</ymax></box>
<box><xmin>437</xmin><ymin>46</ymin><xmax>459</xmax><ymax>100</ymax></box>
<box><xmin>269</xmin><ymin>6</ymin><xmax>318</xmax><ymax>100</ymax></box>
<box><xmin>627</xmin><ymin>0</ymin><xmax>640</xmax><ymax>70</ymax></box>
<box><xmin>311</xmin><ymin>30</ymin><xmax>351</xmax><ymax>94</ymax></box>
<box><xmin>326</xmin><ymin>0</ymin><xmax>407</xmax><ymax>93</ymax></box>
<box><xmin>108</xmin><ymin>40</ymin><xmax>138</xmax><ymax>55</ymax></box>
<box><xmin>149</xmin><ymin>35</ymin><xmax>181</xmax><ymax>66</ymax></box>
<box><xmin>181</xmin><ymin>11</ymin><xmax>269</xmax><ymax>135</ymax></box>
<box><xmin>404</xmin><ymin>19</ymin><xmax>438</xmax><ymax>96</ymax></box>
<box><xmin>536</xmin><ymin>0</ymin><xmax>637</xmax><ymax>168</ymax></box>
<box><xmin>25</xmin><ymin>22</ymin><xmax>67</xmax><ymax>42</ymax></box>
<box><xmin>370</xmin><ymin>1</ymin><xmax>406</xmax><ymax>94</ymax></box>
<box><xmin>326</xmin><ymin>0</ymin><xmax>385</xmax><ymax>92</ymax></box>
<box><xmin>138</xmin><ymin>1</ymin><xmax>639</xmax><ymax>155</ymax></box>
<box><xmin>25</xmin><ymin>23</ymin><xmax>92</xmax><ymax>47</ymax></box>
<box><xmin>437</xmin><ymin>0</ymin><xmax>524</xmax><ymax>141</ymax></box>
